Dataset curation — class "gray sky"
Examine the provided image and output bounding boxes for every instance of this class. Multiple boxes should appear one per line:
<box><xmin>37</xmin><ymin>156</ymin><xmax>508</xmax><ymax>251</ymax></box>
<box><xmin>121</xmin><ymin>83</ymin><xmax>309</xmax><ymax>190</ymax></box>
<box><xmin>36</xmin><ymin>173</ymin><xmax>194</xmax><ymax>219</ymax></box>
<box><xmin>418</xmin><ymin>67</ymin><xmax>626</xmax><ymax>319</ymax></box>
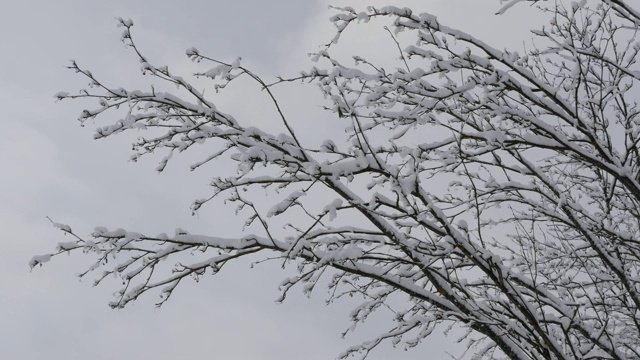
<box><xmin>0</xmin><ymin>1</ymin><xmax>538</xmax><ymax>359</ymax></box>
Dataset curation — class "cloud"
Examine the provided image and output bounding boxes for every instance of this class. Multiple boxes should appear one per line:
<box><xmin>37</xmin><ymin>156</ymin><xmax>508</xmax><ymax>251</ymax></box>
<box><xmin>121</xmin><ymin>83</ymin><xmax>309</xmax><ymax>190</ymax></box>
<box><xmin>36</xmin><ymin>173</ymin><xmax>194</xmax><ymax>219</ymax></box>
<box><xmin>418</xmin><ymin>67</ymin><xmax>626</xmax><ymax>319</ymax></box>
<box><xmin>1</xmin><ymin>1</ymin><xmax>548</xmax><ymax>359</ymax></box>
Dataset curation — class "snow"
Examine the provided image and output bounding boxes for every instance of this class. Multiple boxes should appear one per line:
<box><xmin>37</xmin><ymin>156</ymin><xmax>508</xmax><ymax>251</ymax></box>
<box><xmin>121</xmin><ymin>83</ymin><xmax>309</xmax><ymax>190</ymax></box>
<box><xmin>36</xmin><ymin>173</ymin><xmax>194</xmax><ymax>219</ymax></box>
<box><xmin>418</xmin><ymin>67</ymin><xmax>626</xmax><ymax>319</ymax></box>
<box><xmin>52</xmin><ymin>221</ymin><xmax>72</xmax><ymax>233</ymax></box>
<box><xmin>32</xmin><ymin>2</ymin><xmax>640</xmax><ymax>359</ymax></box>
<box><xmin>29</xmin><ymin>254</ymin><xmax>52</xmax><ymax>268</ymax></box>
<box><xmin>116</xmin><ymin>17</ymin><xmax>134</xmax><ymax>27</ymax></box>
<box><xmin>322</xmin><ymin>198</ymin><xmax>343</xmax><ymax>221</ymax></box>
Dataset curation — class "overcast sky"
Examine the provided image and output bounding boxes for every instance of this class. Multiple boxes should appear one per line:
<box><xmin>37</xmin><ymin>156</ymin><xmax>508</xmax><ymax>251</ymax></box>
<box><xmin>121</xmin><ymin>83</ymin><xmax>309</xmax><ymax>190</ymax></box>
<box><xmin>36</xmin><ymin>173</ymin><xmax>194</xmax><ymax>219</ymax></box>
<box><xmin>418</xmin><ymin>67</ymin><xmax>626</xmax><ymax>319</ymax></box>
<box><xmin>0</xmin><ymin>1</ymin><xmax>539</xmax><ymax>359</ymax></box>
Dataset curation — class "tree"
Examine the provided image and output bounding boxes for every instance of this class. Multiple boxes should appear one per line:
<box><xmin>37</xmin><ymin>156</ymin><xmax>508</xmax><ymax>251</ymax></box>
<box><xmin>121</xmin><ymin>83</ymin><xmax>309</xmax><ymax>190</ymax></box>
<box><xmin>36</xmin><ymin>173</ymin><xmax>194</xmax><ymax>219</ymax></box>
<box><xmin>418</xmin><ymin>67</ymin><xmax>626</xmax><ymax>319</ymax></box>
<box><xmin>33</xmin><ymin>1</ymin><xmax>640</xmax><ymax>359</ymax></box>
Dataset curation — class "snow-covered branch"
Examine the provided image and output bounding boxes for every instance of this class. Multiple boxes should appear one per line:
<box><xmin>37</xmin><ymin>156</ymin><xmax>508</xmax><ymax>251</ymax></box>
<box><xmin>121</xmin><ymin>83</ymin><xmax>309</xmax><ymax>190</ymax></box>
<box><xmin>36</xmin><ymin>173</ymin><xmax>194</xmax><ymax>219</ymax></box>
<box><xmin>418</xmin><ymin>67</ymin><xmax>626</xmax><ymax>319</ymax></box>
<box><xmin>36</xmin><ymin>2</ymin><xmax>640</xmax><ymax>359</ymax></box>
